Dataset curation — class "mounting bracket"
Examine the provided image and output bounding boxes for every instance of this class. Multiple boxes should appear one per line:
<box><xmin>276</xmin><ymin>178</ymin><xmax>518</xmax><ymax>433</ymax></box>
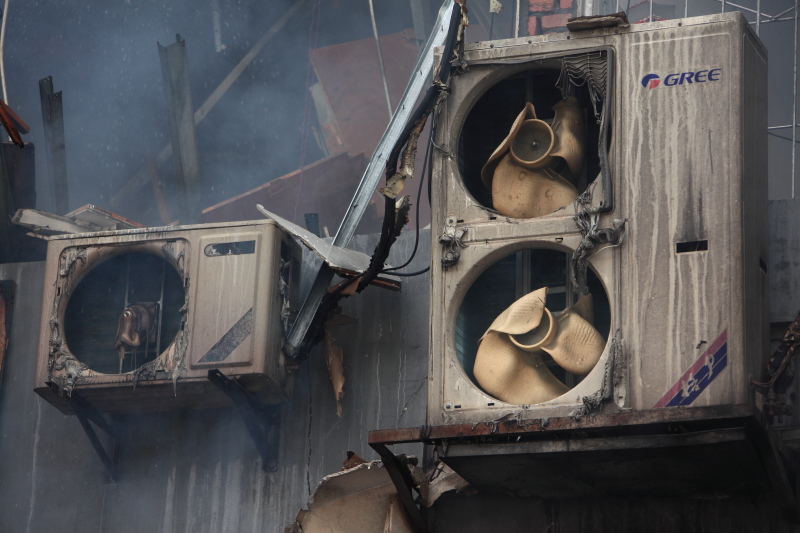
<box><xmin>64</xmin><ymin>390</ymin><xmax>118</xmax><ymax>482</ymax></box>
<box><xmin>207</xmin><ymin>369</ymin><xmax>280</xmax><ymax>472</ymax></box>
<box><xmin>369</xmin><ymin>442</ymin><xmax>428</xmax><ymax>533</ymax></box>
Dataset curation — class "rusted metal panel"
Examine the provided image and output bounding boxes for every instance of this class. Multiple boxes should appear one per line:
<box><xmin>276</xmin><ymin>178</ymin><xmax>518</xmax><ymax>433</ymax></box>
<box><xmin>438</xmin><ymin>429</ymin><xmax>773</xmax><ymax>499</ymax></box>
<box><xmin>373</xmin><ymin>405</ymin><xmax>795</xmax><ymax>519</ymax></box>
<box><xmin>309</xmin><ymin>30</ymin><xmax>418</xmax><ymax>159</ymax></box>
<box><xmin>370</xmin><ymin>404</ymin><xmax>762</xmax><ymax>444</ymax></box>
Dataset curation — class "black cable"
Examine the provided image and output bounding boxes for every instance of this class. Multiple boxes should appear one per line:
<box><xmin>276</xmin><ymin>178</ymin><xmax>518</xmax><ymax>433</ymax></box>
<box><xmin>768</xmin><ymin>130</ymin><xmax>800</xmax><ymax>144</ymax></box>
<box><xmin>385</xmin><ymin>266</ymin><xmax>430</xmax><ymax>277</ymax></box>
<box><xmin>382</xmin><ymin>124</ymin><xmax>433</xmax><ymax>273</ymax></box>
<box><xmin>428</xmin><ymin>113</ymin><xmax>436</xmax><ymax>206</ymax></box>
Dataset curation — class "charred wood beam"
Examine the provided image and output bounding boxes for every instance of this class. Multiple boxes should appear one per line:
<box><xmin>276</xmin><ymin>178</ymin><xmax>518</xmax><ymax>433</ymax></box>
<box><xmin>159</xmin><ymin>35</ymin><xmax>201</xmax><ymax>224</ymax></box>
<box><xmin>109</xmin><ymin>0</ymin><xmax>308</xmax><ymax>212</ymax></box>
<box><xmin>38</xmin><ymin>76</ymin><xmax>69</xmax><ymax>215</ymax></box>
<box><xmin>208</xmin><ymin>369</ymin><xmax>280</xmax><ymax>472</ymax></box>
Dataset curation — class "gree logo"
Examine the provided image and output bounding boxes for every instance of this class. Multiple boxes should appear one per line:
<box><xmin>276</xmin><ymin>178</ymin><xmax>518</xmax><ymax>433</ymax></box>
<box><xmin>641</xmin><ymin>73</ymin><xmax>661</xmax><ymax>88</ymax></box>
<box><xmin>641</xmin><ymin>69</ymin><xmax>721</xmax><ymax>88</ymax></box>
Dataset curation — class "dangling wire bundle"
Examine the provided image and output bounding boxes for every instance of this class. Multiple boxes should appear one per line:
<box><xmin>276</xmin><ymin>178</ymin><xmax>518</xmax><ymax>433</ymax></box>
<box><xmin>558</xmin><ymin>51</ymin><xmax>608</xmax><ymax>123</ymax></box>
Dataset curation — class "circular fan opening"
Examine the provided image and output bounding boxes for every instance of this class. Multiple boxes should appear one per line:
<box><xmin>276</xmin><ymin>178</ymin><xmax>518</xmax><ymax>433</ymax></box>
<box><xmin>455</xmin><ymin>247</ymin><xmax>610</xmax><ymax>404</ymax></box>
<box><xmin>458</xmin><ymin>66</ymin><xmax>604</xmax><ymax>214</ymax></box>
<box><xmin>64</xmin><ymin>252</ymin><xmax>184</xmax><ymax>374</ymax></box>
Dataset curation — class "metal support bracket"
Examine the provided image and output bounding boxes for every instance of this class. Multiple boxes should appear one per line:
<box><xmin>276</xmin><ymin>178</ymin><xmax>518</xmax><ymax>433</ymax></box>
<box><xmin>64</xmin><ymin>390</ymin><xmax>118</xmax><ymax>482</ymax></box>
<box><xmin>369</xmin><ymin>441</ymin><xmax>429</xmax><ymax>533</ymax></box>
<box><xmin>208</xmin><ymin>369</ymin><xmax>280</xmax><ymax>472</ymax></box>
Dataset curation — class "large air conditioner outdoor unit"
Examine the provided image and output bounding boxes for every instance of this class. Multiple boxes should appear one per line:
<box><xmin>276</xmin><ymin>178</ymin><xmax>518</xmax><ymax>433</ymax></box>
<box><xmin>33</xmin><ymin>219</ymin><xmax>301</xmax><ymax>414</ymax></box>
<box><xmin>427</xmin><ymin>12</ymin><xmax>769</xmax><ymax>427</ymax></box>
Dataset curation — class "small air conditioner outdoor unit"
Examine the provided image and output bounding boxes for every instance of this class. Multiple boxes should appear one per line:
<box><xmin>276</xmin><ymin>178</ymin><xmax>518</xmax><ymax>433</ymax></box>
<box><xmin>33</xmin><ymin>219</ymin><xmax>301</xmax><ymax>414</ymax></box>
<box><xmin>427</xmin><ymin>12</ymin><xmax>768</xmax><ymax>427</ymax></box>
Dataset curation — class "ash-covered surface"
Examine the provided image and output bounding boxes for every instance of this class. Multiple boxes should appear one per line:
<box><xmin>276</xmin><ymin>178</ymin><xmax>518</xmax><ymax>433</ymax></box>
<box><xmin>0</xmin><ymin>229</ymin><xmax>430</xmax><ymax>532</ymax></box>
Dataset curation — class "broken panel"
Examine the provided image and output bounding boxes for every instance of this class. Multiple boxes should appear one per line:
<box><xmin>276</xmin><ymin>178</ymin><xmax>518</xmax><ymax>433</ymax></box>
<box><xmin>33</xmin><ymin>219</ymin><xmax>301</xmax><ymax>414</ymax></box>
<box><xmin>428</xmin><ymin>14</ymin><xmax>767</xmax><ymax>429</ymax></box>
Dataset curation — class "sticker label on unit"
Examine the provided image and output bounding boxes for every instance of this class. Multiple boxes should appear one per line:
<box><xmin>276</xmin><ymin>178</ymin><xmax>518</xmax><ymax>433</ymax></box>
<box><xmin>653</xmin><ymin>330</ymin><xmax>728</xmax><ymax>408</ymax></box>
<box><xmin>641</xmin><ymin>69</ymin><xmax>722</xmax><ymax>89</ymax></box>
<box><xmin>196</xmin><ymin>307</ymin><xmax>253</xmax><ymax>363</ymax></box>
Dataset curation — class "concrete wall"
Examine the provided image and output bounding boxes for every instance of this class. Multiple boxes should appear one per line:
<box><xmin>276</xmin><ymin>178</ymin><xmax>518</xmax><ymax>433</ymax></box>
<box><xmin>2</xmin><ymin>200</ymin><xmax>800</xmax><ymax>533</ymax></box>
<box><xmin>0</xmin><ymin>229</ymin><xmax>431</xmax><ymax>533</ymax></box>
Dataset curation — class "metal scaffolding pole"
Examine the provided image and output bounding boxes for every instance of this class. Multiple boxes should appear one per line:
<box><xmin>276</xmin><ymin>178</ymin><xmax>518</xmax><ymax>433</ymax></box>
<box><xmin>369</xmin><ymin>0</ymin><xmax>393</xmax><ymax>119</ymax></box>
<box><xmin>756</xmin><ymin>0</ymin><xmax>761</xmax><ymax>34</ymax></box>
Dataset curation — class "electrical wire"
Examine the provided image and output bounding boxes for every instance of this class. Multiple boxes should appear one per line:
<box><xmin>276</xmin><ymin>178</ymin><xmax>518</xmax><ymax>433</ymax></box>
<box><xmin>381</xmin><ymin>122</ymin><xmax>433</xmax><ymax>273</ymax></box>
<box><xmin>386</xmin><ymin>266</ymin><xmax>430</xmax><ymax>277</ymax></box>
<box><xmin>428</xmin><ymin>113</ymin><xmax>436</xmax><ymax>205</ymax></box>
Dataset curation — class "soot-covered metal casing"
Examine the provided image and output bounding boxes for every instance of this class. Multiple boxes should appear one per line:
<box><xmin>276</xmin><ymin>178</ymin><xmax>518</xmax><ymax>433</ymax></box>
<box><xmin>428</xmin><ymin>13</ymin><xmax>768</xmax><ymax>426</ymax></box>
<box><xmin>33</xmin><ymin>219</ymin><xmax>301</xmax><ymax>414</ymax></box>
